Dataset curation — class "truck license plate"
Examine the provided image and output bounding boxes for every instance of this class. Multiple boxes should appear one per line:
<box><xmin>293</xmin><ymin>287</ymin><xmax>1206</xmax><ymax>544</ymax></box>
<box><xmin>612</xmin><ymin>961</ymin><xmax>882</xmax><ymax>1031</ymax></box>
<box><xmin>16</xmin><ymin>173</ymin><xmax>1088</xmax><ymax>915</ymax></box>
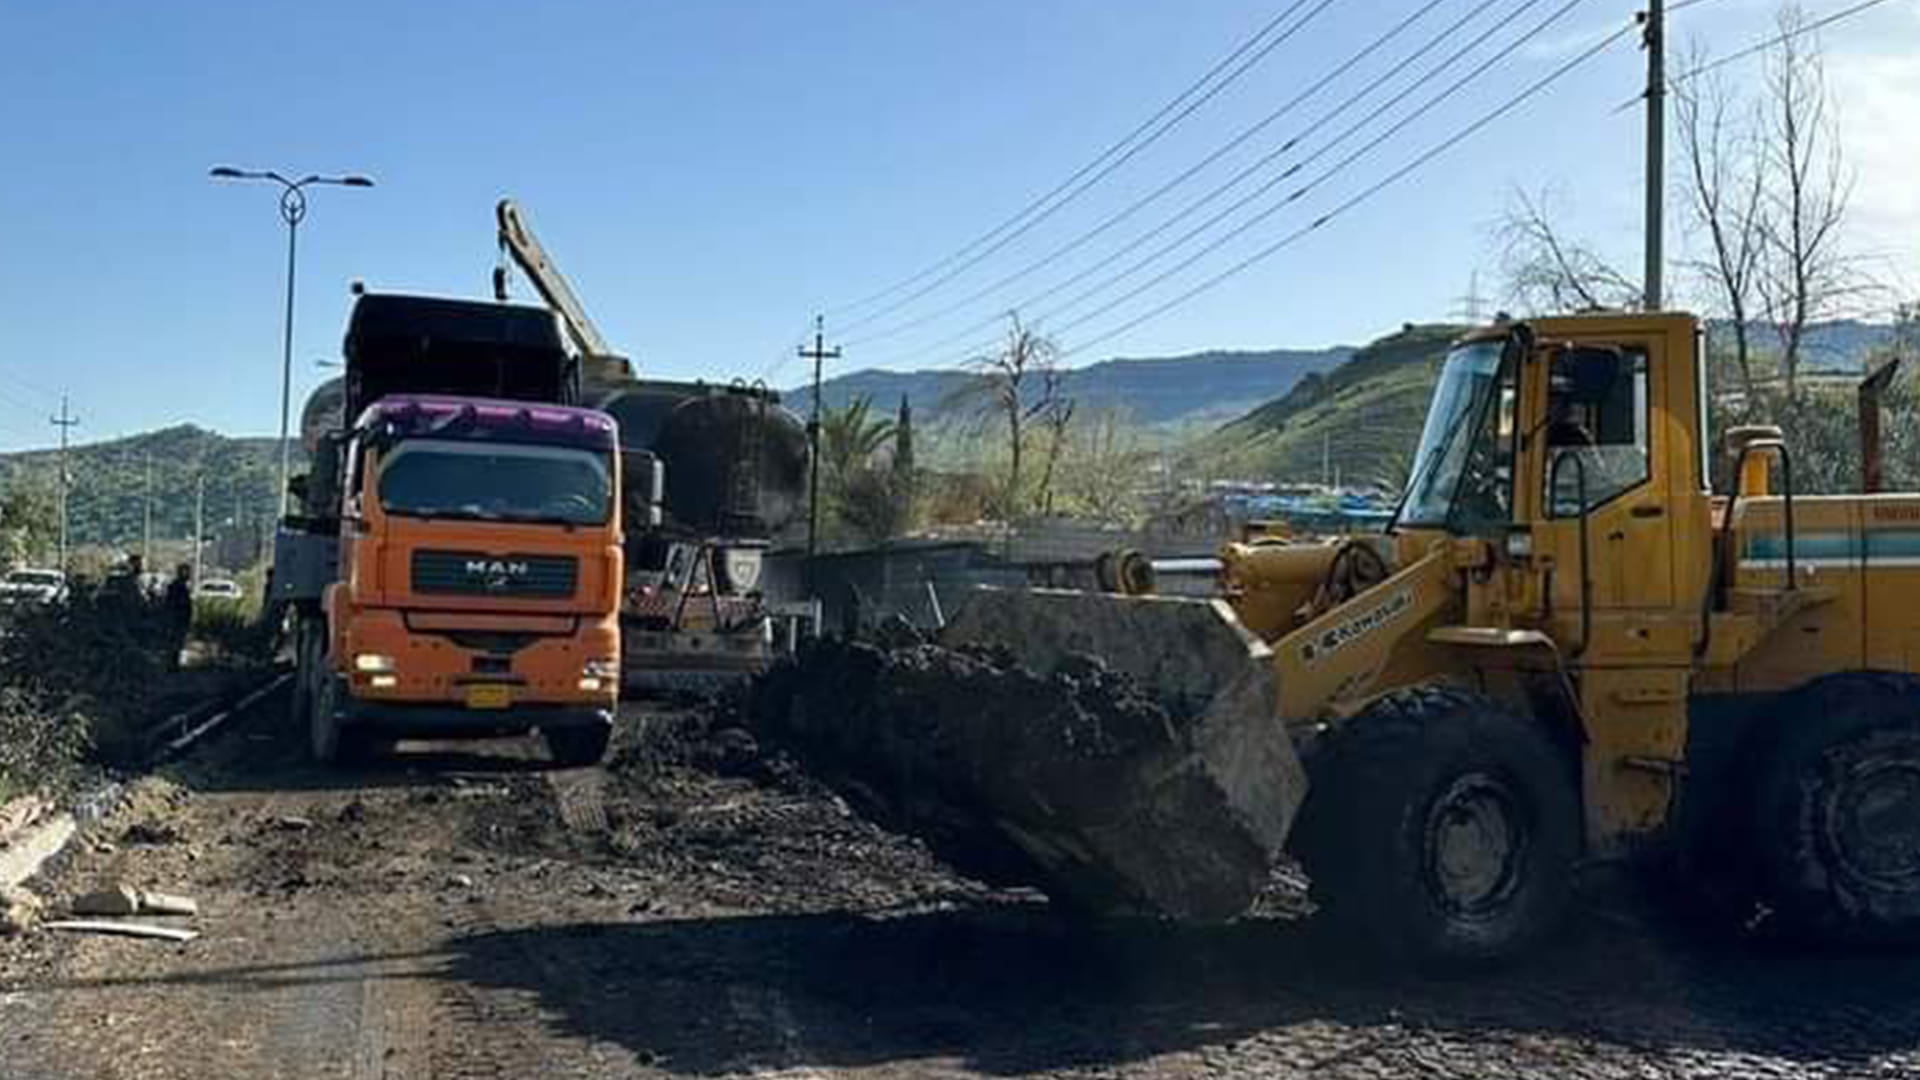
<box><xmin>464</xmin><ymin>684</ymin><xmax>512</xmax><ymax>710</ymax></box>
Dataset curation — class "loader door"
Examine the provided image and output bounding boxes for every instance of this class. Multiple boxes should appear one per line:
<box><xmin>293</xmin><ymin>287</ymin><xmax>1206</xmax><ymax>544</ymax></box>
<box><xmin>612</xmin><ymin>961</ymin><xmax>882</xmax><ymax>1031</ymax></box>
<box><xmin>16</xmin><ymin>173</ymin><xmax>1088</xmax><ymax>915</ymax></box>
<box><xmin>1528</xmin><ymin>338</ymin><xmax>1675</xmax><ymax>615</ymax></box>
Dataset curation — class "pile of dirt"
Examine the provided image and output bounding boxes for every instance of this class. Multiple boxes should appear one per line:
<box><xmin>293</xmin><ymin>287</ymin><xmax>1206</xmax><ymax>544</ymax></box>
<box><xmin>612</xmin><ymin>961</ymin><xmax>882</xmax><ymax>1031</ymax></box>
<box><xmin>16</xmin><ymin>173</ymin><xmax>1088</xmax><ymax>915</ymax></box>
<box><xmin>602</xmin><ymin>704</ymin><xmax>989</xmax><ymax>914</ymax></box>
<box><xmin>753</xmin><ymin>611</ymin><xmax>1299</xmax><ymax>922</ymax></box>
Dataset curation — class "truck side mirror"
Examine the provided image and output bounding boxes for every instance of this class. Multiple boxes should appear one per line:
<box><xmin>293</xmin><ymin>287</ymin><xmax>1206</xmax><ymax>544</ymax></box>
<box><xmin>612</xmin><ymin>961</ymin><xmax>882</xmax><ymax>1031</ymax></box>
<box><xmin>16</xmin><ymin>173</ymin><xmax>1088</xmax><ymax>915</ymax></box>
<box><xmin>1553</xmin><ymin>346</ymin><xmax>1625</xmax><ymax>406</ymax></box>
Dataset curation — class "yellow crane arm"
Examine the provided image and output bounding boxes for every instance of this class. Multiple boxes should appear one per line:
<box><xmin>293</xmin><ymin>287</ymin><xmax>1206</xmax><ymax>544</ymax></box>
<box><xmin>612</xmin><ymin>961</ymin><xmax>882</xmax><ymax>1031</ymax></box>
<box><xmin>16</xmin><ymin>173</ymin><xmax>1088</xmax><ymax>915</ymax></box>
<box><xmin>494</xmin><ymin>198</ymin><xmax>615</xmax><ymax>360</ymax></box>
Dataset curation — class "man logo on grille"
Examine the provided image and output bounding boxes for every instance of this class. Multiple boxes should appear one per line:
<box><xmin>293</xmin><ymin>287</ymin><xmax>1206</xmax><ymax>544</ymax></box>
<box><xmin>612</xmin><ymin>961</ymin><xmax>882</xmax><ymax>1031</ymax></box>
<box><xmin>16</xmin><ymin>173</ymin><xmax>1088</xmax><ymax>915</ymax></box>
<box><xmin>465</xmin><ymin>559</ymin><xmax>530</xmax><ymax>591</ymax></box>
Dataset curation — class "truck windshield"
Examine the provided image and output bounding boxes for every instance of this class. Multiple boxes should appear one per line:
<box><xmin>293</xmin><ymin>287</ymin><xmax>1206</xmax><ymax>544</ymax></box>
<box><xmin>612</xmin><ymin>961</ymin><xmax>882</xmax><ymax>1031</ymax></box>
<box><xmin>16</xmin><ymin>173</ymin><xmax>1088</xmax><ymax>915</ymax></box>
<box><xmin>377</xmin><ymin>439</ymin><xmax>612</xmax><ymax>526</ymax></box>
<box><xmin>1397</xmin><ymin>340</ymin><xmax>1508</xmax><ymax>530</ymax></box>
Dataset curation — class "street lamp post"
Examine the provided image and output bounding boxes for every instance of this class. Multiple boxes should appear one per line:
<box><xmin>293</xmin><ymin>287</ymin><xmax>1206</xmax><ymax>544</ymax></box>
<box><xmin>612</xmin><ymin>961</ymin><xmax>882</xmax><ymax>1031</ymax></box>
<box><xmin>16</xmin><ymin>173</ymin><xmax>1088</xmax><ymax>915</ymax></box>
<box><xmin>209</xmin><ymin>166</ymin><xmax>373</xmax><ymax>519</ymax></box>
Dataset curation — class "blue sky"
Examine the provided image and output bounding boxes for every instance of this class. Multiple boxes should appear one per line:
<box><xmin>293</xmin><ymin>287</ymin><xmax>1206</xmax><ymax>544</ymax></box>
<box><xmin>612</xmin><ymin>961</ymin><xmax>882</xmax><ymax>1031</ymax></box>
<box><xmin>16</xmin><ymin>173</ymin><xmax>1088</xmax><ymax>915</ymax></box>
<box><xmin>0</xmin><ymin>0</ymin><xmax>1913</xmax><ymax>448</ymax></box>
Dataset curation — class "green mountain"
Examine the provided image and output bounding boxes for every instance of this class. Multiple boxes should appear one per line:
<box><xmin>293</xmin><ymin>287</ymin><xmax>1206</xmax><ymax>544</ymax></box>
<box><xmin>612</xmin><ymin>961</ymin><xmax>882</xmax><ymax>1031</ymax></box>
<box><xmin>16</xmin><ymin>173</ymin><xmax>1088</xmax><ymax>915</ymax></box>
<box><xmin>0</xmin><ymin>425</ymin><xmax>296</xmax><ymax>553</ymax></box>
<box><xmin>1194</xmin><ymin>324</ymin><xmax>1464</xmax><ymax>490</ymax></box>
<box><xmin>792</xmin><ymin>346</ymin><xmax>1352</xmax><ymax>428</ymax></box>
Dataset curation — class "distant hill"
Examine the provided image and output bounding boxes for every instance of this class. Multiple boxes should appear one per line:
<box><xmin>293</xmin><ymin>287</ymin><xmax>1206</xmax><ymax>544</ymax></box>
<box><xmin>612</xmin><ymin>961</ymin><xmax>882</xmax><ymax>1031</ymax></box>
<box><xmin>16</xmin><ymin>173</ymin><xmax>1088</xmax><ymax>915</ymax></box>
<box><xmin>1707</xmin><ymin>317</ymin><xmax>1899</xmax><ymax>371</ymax></box>
<box><xmin>0</xmin><ymin>425</ymin><xmax>293</xmax><ymax>552</ymax></box>
<box><xmin>790</xmin><ymin>346</ymin><xmax>1352</xmax><ymax>428</ymax></box>
<box><xmin>1193</xmin><ymin>324</ymin><xmax>1463</xmax><ymax>489</ymax></box>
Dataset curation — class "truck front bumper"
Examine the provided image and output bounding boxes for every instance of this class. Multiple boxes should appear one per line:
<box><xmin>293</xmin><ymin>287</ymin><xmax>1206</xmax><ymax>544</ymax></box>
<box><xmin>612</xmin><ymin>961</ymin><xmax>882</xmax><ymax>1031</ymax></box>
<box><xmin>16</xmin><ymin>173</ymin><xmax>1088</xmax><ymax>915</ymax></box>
<box><xmin>340</xmin><ymin>699</ymin><xmax>613</xmax><ymax>740</ymax></box>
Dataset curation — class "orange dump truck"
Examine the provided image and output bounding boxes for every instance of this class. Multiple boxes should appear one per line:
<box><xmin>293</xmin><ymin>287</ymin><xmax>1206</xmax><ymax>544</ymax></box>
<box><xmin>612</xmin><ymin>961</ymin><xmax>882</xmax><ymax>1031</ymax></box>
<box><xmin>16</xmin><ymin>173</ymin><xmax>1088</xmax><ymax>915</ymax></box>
<box><xmin>275</xmin><ymin>294</ymin><xmax>624</xmax><ymax>765</ymax></box>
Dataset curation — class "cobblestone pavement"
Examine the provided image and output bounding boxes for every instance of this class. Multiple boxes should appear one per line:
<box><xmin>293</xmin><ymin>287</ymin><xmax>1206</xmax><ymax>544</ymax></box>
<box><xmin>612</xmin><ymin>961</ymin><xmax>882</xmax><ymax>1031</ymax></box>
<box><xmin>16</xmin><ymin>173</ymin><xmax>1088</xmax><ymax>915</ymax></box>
<box><xmin>4</xmin><ymin>695</ymin><xmax>1920</xmax><ymax>1079</ymax></box>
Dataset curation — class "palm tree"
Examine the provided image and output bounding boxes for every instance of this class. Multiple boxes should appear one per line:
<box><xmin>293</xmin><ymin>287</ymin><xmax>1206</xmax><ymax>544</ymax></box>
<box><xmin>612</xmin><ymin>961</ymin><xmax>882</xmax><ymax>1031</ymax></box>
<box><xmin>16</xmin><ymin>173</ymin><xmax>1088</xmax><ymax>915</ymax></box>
<box><xmin>820</xmin><ymin>396</ymin><xmax>896</xmax><ymax>483</ymax></box>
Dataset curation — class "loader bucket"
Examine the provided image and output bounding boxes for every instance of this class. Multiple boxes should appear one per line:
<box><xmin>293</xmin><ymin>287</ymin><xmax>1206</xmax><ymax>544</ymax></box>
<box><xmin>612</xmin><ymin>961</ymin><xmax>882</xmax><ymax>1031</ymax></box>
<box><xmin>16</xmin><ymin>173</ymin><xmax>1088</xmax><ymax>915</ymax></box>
<box><xmin>941</xmin><ymin>588</ymin><xmax>1306</xmax><ymax>920</ymax></box>
<box><xmin>760</xmin><ymin>587</ymin><xmax>1306</xmax><ymax>922</ymax></box>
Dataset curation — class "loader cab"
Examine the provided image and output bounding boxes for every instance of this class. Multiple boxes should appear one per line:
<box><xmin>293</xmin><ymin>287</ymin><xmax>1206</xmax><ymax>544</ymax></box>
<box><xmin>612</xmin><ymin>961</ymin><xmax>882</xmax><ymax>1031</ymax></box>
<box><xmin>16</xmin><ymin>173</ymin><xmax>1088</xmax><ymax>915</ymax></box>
<box><xmin>1395</xmin><ymin>313</ymin><xmax>1713</xmax><ymax>657</ymax></box>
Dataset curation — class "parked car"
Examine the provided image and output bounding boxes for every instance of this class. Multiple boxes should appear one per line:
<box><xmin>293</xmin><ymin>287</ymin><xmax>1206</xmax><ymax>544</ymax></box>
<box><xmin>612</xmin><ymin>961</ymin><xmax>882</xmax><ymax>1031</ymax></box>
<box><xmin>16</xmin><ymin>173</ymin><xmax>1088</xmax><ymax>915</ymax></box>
<box><xmin>195</xmin><ymin>578</ymin><xmax>243</xmax><ymax>601</ymax></box>
<box><xmin>0</xmin><ymin>567</ymin><xmax>67</xmax><ymax>607</ymax></box>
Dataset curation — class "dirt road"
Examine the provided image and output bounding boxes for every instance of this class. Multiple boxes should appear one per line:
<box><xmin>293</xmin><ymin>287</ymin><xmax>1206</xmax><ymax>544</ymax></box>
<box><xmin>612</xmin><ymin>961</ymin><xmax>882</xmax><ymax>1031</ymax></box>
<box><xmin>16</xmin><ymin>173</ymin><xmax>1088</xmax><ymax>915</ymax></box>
<box><xmin>5</xmin><ymin>692</ymin><xmax>1920</xmax><ymax>1079</ymax></box>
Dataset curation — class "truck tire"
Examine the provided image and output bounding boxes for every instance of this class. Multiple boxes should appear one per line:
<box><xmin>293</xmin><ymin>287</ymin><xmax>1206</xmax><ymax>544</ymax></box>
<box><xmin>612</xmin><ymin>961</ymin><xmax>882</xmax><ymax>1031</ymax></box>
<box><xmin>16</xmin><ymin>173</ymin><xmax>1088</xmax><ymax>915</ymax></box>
<box><xmin>545</xmin><ymin>724</ymin><xmax>611</xmax><ymax>767</ymax></box>
<box><xmin>1291</xmin><ymin>686</ymin><xmax>1580</xmax><ymax>967</ymax></box>
<box><xmin>309</xmin><ymin>673</ymin><xmax>389</xmax><ymax>766</ymax></box>
<box><xmin>1753</xmin><ymin>672</ymin><xmax>1920</xmax><ymax>940</ymax></box>
<box><xmin>310</xmin><ymin>670</ymin><xmax>344</xmax><ymax>764</ymax></box>
<box><xmin>289</xmin><ymin>619</ymin><xmax>319</xmax><ymax>736</ymax></box>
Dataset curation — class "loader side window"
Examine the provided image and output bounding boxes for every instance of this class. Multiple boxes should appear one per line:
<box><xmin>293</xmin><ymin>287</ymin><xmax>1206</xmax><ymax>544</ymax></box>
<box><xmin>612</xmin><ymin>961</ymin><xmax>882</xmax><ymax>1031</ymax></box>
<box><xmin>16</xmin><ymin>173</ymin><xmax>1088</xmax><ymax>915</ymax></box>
<box><xmin>1546</xmin><ymin>348</ymin><xmax>1649</xmax><ymax>516</ymax></box>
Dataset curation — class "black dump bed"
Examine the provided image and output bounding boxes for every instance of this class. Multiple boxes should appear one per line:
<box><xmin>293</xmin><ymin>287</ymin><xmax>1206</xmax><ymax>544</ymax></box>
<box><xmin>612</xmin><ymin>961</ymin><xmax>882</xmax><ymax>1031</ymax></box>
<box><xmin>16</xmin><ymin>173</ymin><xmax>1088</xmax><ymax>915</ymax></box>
<box><xmin>343</xmin><ymin>294</ymin><xmax>575</xmax><ymax>423</ymax></box>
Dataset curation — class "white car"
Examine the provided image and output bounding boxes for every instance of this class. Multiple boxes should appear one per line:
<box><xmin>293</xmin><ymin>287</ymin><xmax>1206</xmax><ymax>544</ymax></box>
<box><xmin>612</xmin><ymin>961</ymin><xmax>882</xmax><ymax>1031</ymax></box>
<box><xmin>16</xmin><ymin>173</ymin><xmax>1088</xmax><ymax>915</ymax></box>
<box><xmin>0</xmin><ymin>567</ymin><xmax>67</xmax><ymax>606</ymax></box>
<box><xmin>195</xmin><ymin>578</ymin><xmax>244</xmax><ymax>601</ymax></box>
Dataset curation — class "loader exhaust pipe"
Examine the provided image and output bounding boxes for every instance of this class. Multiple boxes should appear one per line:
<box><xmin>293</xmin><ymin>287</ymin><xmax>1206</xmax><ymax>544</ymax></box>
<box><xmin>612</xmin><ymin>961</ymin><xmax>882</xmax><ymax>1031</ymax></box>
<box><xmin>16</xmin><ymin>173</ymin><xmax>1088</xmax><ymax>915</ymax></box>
<box><xmin>1860</xmin><ymin>358</ymin><xmax>1902</xmax><ymax>495</ymax></box>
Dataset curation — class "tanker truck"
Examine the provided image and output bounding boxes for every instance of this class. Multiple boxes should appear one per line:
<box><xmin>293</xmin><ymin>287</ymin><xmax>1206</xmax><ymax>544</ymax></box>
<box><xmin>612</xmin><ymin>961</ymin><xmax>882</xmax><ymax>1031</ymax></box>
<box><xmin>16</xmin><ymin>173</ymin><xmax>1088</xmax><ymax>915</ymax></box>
<box><xmin>494</xmin><ymin>198</ymin><xmax>812</xmax><ymax>688</ymax></box>
<box><xmin>276</xmin><ymin>291</ymin><xmax>625</xmax><ymax>765</ymax></box>
<box><xmin>586</xmin><ymin>372</ymin><xmax>809</xmax><ymax>688</ymax></box>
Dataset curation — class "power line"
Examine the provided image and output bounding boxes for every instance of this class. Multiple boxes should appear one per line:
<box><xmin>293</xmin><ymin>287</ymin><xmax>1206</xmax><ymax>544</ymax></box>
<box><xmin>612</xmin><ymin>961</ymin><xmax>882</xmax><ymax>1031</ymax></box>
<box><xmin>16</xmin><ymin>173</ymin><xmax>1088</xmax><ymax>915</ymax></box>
<box><xmin>830</xmin><ymin>0</ymin><xmax>1338</xmax><ymax>334</ymax></box>
<box><xmin>1613</xmin><ymin>0</ymin><xmax>1905</xmax><ymax>110</ymax></box>
<box><xmin>842</xmin><ymin>0</ymin><xmax>1457</xmax><ymax>350</ymax></box>
<box><xmin>1059</xmin><ymin>18</ymin><xmax>1639</xmax><ymax>361</ymax></box>
<box><xmin>825</xmin><ymin>0</ymin><xmax>1326</xmax><ymax>320</ymax></box>
<box><xmin>1044</xmin><ymin>0</ymin><xmax>1586</xmax><ymax>339</ymax></box>
<box><xmin>758</xmin><ymin>319</ymin><xmax>823</xmax><ymax>385</ymax></box>
<box><xmin>0</xmin><ymin>368</ymin><xmax>63</xmax><ymax>407</ymax></box>
<box><xmin>878</xmin><ymin>0</ymin><xmax>1533</xmax><ymax>368</ymax></box>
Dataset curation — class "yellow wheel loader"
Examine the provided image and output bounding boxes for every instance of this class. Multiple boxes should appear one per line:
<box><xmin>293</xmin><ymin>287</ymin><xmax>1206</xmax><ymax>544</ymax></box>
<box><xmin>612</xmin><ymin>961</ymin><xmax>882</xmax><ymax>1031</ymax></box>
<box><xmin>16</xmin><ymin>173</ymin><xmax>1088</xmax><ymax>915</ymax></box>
<box><xmin>768</xmin><ymin>310</ymin><xmax>1920</xmax><ymax>966</ymax></box>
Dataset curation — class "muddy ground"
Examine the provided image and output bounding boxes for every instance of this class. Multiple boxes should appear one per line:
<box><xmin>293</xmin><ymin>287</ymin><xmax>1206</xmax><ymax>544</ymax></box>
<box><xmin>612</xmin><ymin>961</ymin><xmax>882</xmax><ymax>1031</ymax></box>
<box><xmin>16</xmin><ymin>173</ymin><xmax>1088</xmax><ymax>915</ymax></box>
<box><xmin>3</xmin><ymin>690</ymin><xmax>1920</xmax><ymax>1078</ymax></box>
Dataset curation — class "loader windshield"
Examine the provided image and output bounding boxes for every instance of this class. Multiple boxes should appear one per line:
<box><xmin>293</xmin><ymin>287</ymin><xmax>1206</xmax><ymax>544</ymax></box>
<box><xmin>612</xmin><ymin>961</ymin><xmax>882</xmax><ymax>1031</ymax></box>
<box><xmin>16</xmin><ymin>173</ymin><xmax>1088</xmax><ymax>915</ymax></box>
<box><xmin>1397</xmin><ymin>340</ymin><xmax>1511</xmax><ymax>531</ymax></box>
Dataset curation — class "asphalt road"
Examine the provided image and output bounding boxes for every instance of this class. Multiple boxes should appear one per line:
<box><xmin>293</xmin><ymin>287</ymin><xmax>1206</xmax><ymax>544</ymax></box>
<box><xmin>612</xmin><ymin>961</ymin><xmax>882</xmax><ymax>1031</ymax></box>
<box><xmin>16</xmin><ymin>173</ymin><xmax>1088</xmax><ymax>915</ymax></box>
<box><xmin>3</xmin><ymin>692</ymin><xmax>1920</xmax><ymax>1079</ymax></box>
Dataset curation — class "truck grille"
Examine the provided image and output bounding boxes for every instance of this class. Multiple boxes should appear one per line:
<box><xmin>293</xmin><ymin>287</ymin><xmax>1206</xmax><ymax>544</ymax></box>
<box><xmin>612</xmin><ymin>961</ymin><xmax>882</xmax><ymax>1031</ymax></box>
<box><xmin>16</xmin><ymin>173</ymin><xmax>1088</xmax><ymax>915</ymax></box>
<box><xmin>411</xmin><ymin>550</ymin><xmax>578</xmax><ymax>599</ymax></box>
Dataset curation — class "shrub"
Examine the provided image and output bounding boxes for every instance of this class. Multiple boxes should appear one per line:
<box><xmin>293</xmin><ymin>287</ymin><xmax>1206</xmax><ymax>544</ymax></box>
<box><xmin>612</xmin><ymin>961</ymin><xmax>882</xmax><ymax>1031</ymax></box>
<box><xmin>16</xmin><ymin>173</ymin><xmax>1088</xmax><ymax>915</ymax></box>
<box><xmin>0</xmin><ymin>686</ymin><xmax>89</xmax><ymax>801</ymax></box>
<box><xmin>191</xmin><ymin>603</ymin><xmax>277</xmax><ymax>667</ymax></box>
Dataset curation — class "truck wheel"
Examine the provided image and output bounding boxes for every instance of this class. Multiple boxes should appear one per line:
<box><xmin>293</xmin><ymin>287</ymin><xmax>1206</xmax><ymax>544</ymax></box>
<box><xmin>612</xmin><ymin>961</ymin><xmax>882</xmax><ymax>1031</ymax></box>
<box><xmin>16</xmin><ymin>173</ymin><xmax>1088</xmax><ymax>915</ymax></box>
<box><xmin>310</xmin><ymin>672</ymin><xmax>347</xmax><ymax>765</ymax></box>
<box><xmin>1754</xmin><ymin>673</ymin><xmax>1920</xmax><ymax>940</ymax></box>
<box><xmin>289</xmin><ymin>620</ymin><xmax>319</xmax><ymax>735</ymax></box>
<box><xmin>1292</xmin><ymin>686</ymin><xmax>1580</xmax><ymax>967</ymax></box>
<box><xmin>545</xmin><ymin>725</ymin><xmax>611</xmax><ymax>767</ymax></box>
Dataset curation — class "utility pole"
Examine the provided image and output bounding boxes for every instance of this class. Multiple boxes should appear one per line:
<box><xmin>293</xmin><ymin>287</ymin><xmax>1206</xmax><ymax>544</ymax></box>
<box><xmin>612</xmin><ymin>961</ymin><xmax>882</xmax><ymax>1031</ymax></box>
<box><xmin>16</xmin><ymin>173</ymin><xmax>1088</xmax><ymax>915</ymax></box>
<box><xmin>798</xmin><ymin>315</ymin><xmax>841</xmax><ymax>559</ymax></box>
<box><xmin>1642</xmin><ymin>0</ymin><xmax>1666</xmax><ymax>311</ymax></box>
<box><xmin>49</xmin><ymin>396</ymin><xmax>78</xmax><ymax>572</ymax></box>
<box><xmin>142</xmin><ymin>451</ymin><xmax>154</xmax><ymax>575</ymax></box>
<box><xmin>193</xmin><ymin>475</ymin><xmax>205</xmax><ymax>590</ymax></box>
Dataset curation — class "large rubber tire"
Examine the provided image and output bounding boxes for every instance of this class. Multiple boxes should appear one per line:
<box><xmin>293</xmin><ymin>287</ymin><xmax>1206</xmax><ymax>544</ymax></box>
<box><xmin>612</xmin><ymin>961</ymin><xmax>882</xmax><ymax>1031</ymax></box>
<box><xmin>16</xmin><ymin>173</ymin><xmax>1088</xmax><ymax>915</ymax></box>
<box><xmin>1292</xmin><ymin>686</ymin><xmax>1581</xmax><ymax>967</ymax></box>
<box><xmin>545</xmin><ymin>724</ymin><xmax>611</xmax><ymax>768</ymax></box>
<box><xmin>290</xmin><ymin>617</ymin><xmax>322</xmax><ymax>735</ymax></box>
<box><xmin>310</xmin><ymin>670</ymin><xmax>345</xmax><ymax>765</ymax></box>
<box><xmin>1753</xmin><ymin>672</ymin><xmax>1920</xmax><ymax>940</ymax></box>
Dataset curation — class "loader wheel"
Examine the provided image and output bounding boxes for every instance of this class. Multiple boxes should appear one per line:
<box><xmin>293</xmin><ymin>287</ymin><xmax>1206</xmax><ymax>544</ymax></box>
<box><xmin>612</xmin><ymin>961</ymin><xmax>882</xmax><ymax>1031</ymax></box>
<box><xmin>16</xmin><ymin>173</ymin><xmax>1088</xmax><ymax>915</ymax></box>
<box><xmin>1754</xmin><ymin>673</ymin><xmax>1920</xmax><ymax>940</ymax></box>
<box><xmin>1293</xmin><ymin>687</ymin><xmax>1580</xmax><ymax>967</ymax></box>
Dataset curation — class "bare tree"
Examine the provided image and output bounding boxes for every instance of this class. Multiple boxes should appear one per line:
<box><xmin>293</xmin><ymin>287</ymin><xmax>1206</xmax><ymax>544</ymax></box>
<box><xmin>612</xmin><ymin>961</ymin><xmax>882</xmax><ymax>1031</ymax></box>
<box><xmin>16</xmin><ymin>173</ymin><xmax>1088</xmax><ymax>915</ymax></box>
<box><xmin>1043</xmin><ymin>408</ymin><xmax>1143</xmax><ymax>522</ymax></box>
<box><xmin>958</xmin><ymin>312</ymin><xmax>1066</xmax><ymax>517</ymax></box>
<box><xmin>1754</xmin><ymin>4</ymin><xmax>1858</xmax><ymax>398</ymax></box>
<box><xmin>1033</xmin><ymin>365</ymin><xmax>1076</xmax><ymax>515</ymax></box>
<box><xmin>1674</xmin><ymin>43</ymin><xmax>1769</xmax><ymax>400</ymax></box>
<box><xmin>1496</xmin><ymin>187</ymin><xmax>1640</xmax><ymax>313</ymax></box>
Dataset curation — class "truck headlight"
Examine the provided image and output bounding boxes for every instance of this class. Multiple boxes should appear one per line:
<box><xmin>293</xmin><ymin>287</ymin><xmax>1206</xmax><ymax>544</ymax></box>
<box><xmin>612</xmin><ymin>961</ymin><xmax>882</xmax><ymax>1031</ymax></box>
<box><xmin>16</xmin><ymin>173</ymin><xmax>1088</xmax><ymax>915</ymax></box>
<box><xmin>369</xmin><ymin>674</ymin><xmax>398</xmax><ymax>689</ymax></box>
<box><xmin>582</xmin><ymin>658</ymin><xmax>619</xmax><ymax>679</ymax></box>
<box><xmin>720</xmin><ymin>547</ymin><xmax>763</xmax><ymax>593</ymax></box>
<box><xmin>355</xmin><ymin>653</ymin><xmax>396</xmax><ymax>673</ymax></box>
